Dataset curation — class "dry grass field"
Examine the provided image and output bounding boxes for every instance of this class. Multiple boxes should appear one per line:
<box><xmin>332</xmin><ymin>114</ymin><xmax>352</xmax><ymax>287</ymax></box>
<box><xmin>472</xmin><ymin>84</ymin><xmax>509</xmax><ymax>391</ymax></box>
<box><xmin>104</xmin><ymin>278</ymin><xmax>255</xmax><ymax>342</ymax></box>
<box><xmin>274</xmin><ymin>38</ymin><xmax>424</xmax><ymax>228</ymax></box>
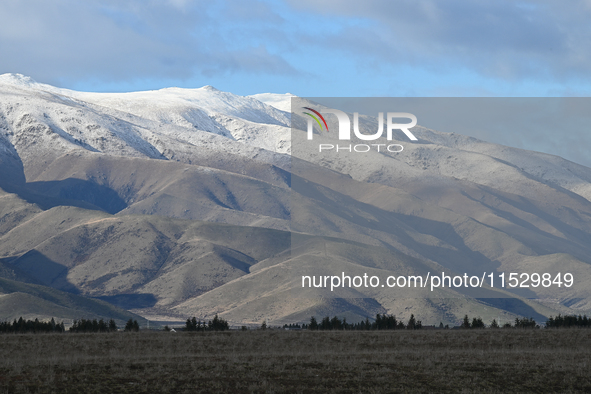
<box><xmin>0</xmin><ymin>329</ymin><xmax>590</xmax><ymax>393</ymax></box>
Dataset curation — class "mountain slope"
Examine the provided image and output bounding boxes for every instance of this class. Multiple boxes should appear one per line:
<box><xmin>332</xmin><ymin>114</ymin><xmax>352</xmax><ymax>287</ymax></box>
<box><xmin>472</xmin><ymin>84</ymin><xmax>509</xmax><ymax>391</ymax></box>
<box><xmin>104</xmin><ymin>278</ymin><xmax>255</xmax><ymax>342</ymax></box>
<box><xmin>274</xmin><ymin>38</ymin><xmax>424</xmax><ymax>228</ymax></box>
<box><xmin>0</xmin><ymin>277</ymin><xmax>146</xmax><ymax>325</ymax></box>
<box><xmin>0</xmin><ymin>74</ymin><xmax>589</xmax><ymax>325</ymax></box>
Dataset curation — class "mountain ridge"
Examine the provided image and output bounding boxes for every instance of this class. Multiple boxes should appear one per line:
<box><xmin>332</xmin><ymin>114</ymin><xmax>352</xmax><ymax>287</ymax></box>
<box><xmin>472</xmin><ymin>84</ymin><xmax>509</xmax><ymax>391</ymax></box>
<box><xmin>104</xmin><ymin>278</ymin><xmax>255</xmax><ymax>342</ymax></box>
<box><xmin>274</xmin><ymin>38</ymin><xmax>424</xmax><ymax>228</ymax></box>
<box><xmin>0</xmin><ymin>74</ymin><xmax>589</xmax><ymax>325</ymax></box>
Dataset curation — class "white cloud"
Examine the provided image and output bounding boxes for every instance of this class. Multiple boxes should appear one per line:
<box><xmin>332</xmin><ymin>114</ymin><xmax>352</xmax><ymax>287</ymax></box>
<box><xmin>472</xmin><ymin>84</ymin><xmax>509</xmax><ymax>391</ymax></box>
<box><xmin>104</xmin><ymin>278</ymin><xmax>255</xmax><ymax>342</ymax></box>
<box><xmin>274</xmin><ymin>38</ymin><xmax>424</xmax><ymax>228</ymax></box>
<box><xmin>2</xmin><ymin>0</ymin><xmax>591</xmax><ymax>97</ymax></box>
<box><xmin>286</xmin><ymin>0</ymin><xmax>591</xmax><ymax>82</ymax></box>
<box><xmin>0</xmin><ymin>0</ymin><xmax>297</xmax><ymax>87</ymax></box>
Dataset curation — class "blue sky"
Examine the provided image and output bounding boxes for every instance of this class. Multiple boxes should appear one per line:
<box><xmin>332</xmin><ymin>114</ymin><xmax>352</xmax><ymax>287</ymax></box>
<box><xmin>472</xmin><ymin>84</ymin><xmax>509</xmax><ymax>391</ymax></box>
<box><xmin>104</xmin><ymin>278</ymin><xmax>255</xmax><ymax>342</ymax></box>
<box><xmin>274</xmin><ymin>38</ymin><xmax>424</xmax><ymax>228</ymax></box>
<box><xmin>2</xmin><ymin>0</ymin><xmax>591</xmax><ymax>97</ymax></box>
<box><xmin>2</xmin><ymin>0</ymin><xmax>591</xmax><ymax>166</ymax></box>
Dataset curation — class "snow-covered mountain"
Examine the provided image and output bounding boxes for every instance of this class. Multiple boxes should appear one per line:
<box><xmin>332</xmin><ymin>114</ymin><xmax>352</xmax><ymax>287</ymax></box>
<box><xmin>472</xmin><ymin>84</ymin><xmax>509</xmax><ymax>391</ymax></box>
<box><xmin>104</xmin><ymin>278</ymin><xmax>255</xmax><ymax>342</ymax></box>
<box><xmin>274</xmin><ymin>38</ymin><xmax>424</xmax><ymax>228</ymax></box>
<box><xmin>0</xmin><ymin>73</ymin><xmax>590</xmax><ymax>325</ymax></box>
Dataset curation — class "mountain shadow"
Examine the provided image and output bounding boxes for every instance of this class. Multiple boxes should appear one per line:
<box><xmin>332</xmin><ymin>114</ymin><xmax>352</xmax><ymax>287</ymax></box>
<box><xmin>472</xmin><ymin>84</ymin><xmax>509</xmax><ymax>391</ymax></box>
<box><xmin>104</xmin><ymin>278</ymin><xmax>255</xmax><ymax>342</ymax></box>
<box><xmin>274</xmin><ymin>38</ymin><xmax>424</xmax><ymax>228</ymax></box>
<box><xmin>26</xmin><ymin>178</ymin><xmax>128</xmax><ymax>214</ymax></box>
<box><xmin>0</xmin><ymin>257</ymin><xmax>45</xmax><ymax>285</ymax></box>
<box><xmin>1</xmin><ymin>177</ymin><xmax>127</xmax><ymax>214</ymax></box>
<box><xmin>9</xmin><ymin>250</ymin><xmax>81</xmax><ymax>294</ymax></box>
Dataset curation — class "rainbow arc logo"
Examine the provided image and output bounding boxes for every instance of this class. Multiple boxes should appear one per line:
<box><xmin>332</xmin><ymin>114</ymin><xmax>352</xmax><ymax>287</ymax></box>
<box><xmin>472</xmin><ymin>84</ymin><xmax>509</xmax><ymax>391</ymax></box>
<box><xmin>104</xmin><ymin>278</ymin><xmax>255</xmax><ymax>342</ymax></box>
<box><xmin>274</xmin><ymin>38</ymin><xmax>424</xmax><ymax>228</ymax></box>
<box><xmin>303</xmin><ymin>107</ymin><xmax>328</xmax><ymax>132</ymax></box>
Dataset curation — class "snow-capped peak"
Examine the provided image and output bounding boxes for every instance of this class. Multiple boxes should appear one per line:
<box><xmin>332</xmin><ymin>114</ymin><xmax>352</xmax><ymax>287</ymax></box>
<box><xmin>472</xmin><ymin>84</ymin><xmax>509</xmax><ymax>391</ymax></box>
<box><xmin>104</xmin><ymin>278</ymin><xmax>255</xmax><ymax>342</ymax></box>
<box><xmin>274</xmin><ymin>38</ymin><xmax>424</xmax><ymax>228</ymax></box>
<box><xmin>200</xmin><ymin>85</ymin><xmax>219</xmax><ymax>92</ymax></box>
<box><xmin>0</xmin><ymin>73</ymin><xmax>40</xmax><ymax>88</ymax></box>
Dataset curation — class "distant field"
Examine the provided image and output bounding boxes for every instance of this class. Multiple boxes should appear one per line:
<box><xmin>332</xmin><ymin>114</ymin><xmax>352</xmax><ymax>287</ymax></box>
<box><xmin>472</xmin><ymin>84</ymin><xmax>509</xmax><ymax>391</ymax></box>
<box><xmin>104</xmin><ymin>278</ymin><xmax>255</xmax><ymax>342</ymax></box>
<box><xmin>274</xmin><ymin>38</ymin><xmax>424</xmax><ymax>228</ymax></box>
<box><xmin>0</xmin><ymin>330</ymin><xmax>590</xmax><ymax>393</ymax></box>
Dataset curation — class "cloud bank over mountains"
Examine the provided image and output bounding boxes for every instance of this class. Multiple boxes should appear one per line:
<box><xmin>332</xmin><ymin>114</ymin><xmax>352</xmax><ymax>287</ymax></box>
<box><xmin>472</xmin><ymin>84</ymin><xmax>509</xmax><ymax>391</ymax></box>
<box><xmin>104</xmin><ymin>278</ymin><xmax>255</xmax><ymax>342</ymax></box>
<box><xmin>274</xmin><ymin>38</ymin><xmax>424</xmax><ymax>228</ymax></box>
<box><xmin>2</xmin><ymin>0</ymin><xmax>591</xmax><ymax>97</ymax></box>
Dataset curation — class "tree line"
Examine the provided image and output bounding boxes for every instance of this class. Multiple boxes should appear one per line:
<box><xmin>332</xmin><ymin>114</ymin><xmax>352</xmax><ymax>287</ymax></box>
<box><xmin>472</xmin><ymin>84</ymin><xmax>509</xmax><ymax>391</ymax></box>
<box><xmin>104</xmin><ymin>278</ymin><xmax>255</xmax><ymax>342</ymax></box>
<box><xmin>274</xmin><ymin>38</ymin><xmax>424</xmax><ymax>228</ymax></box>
<box><xmin>0</xmin><ymin>317</ymin><xmax>65</xmax><ymax>334</ymax></box>
<box><xmin>285</xmin><ymin>314</ymin><xmax>591</xmax><ymax>330</ymax></box>
<box><xmin>0</xmin><ymin>317</ymin><xmax>142</xmax><ymax>334</ymax></box>
<box><xmin>458</xmin><ymin>315</ymin><xmax>591</xmax><ymax>329</ymax></box>
<box><xmin>183</xmin><ymin>314</ymin><xmax>229</xmax><ymax>331</ymax></box>
<box><xmin>291</xmin><ymin>314</ymin><xmax>423</xmax><ymax>330</ymax></box>
<box><xmin>546</xmin><ymin>314</ymin><xmax>591</xmax><ymax>328</ymax></box>
<box><xmin>70</xmin><ymin>318</ymin><xmax>118</xmax><ymax>333</ymax></box>
<box><xmin>459</xmin><ymin>315</ymin><xmax>538</xmax><ymax>329</ymax></box>
<box><xmin>3</xmin><ymin>313</ymin><xmax>590</xmax><ymax>334</ymax></box>
<box><xmin>69</xmin><ymin>318</ymin><xmax>140</xmax><ymax>332</ymax></box>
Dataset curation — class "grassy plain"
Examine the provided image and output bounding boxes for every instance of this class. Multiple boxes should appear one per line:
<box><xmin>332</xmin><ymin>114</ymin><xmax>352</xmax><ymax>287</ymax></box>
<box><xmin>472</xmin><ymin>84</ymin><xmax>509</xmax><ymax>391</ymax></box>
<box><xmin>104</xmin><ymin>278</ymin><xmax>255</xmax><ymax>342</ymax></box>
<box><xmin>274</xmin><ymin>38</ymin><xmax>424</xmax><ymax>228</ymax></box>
<box><xmin>0</xmin><ymin>329</ymin><xmax>590</xmax><ymax>393</ymax></box>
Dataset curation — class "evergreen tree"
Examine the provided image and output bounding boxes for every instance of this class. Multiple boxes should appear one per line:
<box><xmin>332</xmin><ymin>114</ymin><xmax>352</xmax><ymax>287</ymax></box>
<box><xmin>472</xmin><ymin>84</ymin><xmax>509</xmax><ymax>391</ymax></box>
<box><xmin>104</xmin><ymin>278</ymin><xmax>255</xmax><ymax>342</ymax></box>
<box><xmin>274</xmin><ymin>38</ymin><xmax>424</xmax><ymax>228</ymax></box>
<box><xmin>407</xmin><ymin>314</ymin><xmax>416</xmax><ymax>330</ymax></box>
<box><xmin>514</xmin><ymin>317</ymin><xmax>536</xmax><ymax>329</ymax></box>
<box><xmin>309</xmin><ymin>316</ymin><xmax>318</xmax><ymax>330</ymax></box>
<box><xmin>375</xmin><ymin>314</ymin><xmax>383</xmax><ymax>330</ymax></box>
<box><xmin>124</xmin><ymin>318</ymin><xmax>139</xmax><ymax>332</ymax></box>
<box><xmin>545</xmin><ymin>314</ymin><xmax>591</xmax><ymax>328</ymax></box>
<box><xmin>471</xmin><ymin>317</ymin><xmax>485</xmax><ymax>329</ymax></box>
<box><xmin>461</xmin><ymin>314</ymin><xmax>471</xmax><ymax>329</ymax></box>
<box><xmin>386</xmin><ymin>315</ymin><xmax>397</xmax><ymax>330</ymax></box>
<box><xmin>330</xmin><ymin>316</ymin><xmax>343</xmax><ymax>330</ymax></box>
<box><xmin>98</xmin><ymin>319</ymin><xmax>108</xmax><ymax>332</ymax></box>
<box><xmin>208</xmin><ymin>314</ymin><xmax>229</xmax><ymax>331</ymax></box>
